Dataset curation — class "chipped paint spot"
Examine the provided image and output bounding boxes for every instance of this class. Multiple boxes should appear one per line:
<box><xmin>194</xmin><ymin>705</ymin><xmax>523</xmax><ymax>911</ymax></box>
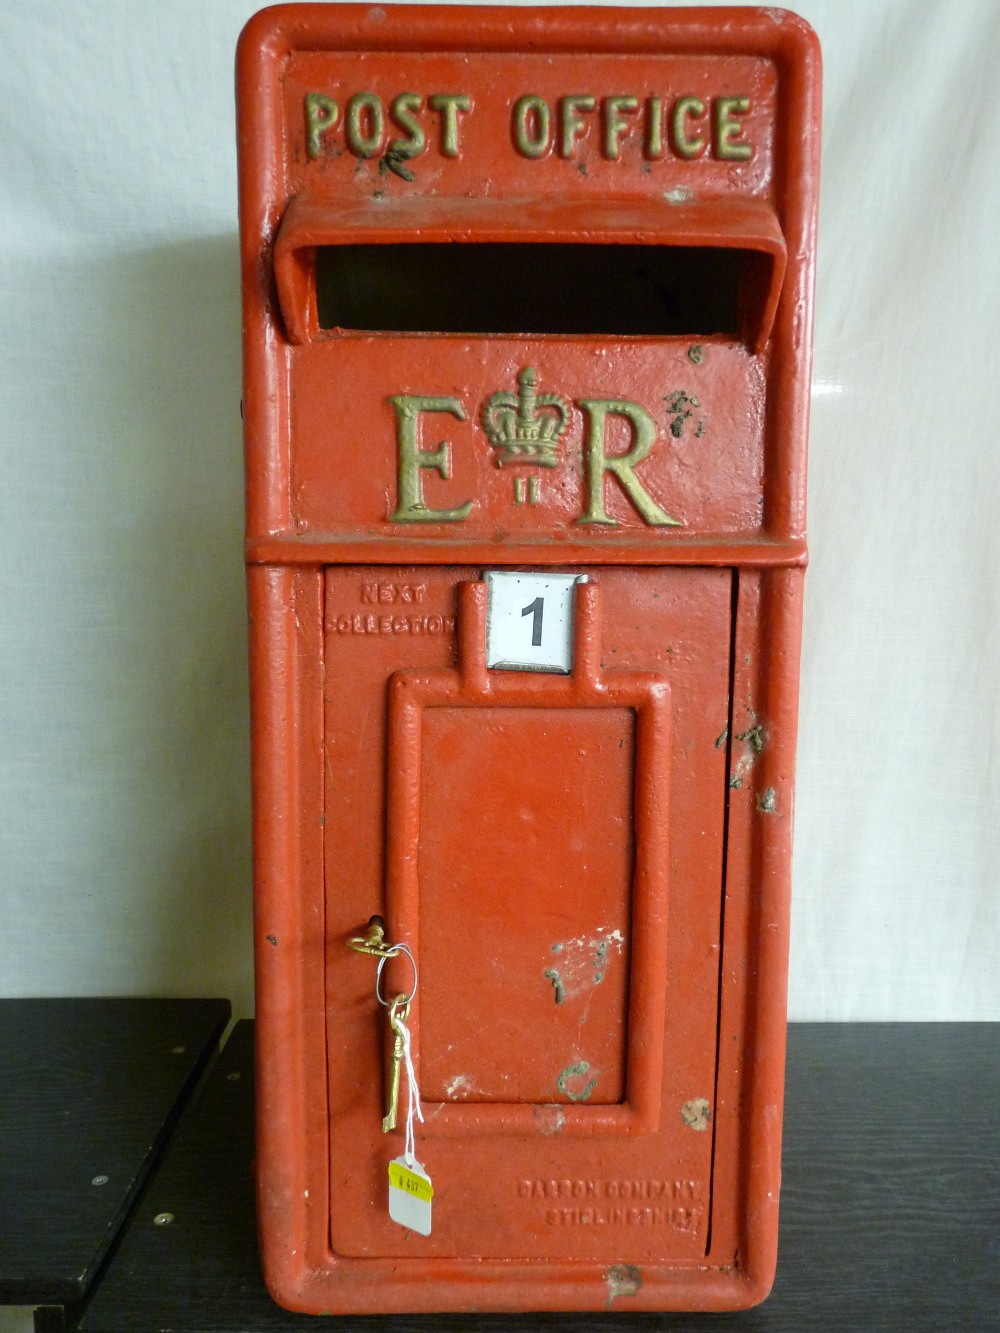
<box><xmin>445</xmin><ymin>1074</ymin><xmax>473</xmax><ymax>1097</ymax></box>
<box><xmin>544</xmin><ymin>969</ymin><xmax>566</xmax><ymax>1004</ymax></box>
<box><xmin>729</xmin><ymin>714</ymin><xmax>767</xmax><ymax>790</ymax></box>
<box><xmin>533</xmin><ymin>1103</ymin><xmax>565</xmax><ymax>1136</ymax></box>
<box><xmin>557</xmin><ymin>1061</ymin><xmax>598</xmax><ymax>1102</ymax></box>
<box><xmin>664</xmin><ymin>185</ymin><xmax>693</xmax><ymax>204</ymax></box>
<box><xmin>715</xmin><ymin>727</ymin><xmax>728</xmax><ymax>748</ymax></box>
<box><xmin>593</xmin><ymin>938</ymin><xmax>613</xmax><ymax>983</ymax></box>
<box><xmin>757</xmin><ymin>787</ymin><xmax>777</xmax><ymax>814</ymax></box>
<box><xmin>379</xmin><ymin>146</ymin><xmax>416</xmax><ymax>182</ymax></box>
<box><xmin>547</xmin><ymin>927</ymin><xmax>624</xmax><ymax>1001</ymax></box>
<box><xmin>606</xmin><ymin>1263</ymin><xmax>643</xmax><ymax>1306</ymax></box>
<box><xmin>737</xmin><ymin>721</ymin><xmax>766</xmax><ymax>753</ymax></box>
<box><xmin>680</xmin><ymin>1098</ymin><xmax>712</xmax><ymax>1131</ymax></box>
<box><xmin>664</xmin><ymin>389</ymin><xmax>700</xmax><ymax>438</ymax></box>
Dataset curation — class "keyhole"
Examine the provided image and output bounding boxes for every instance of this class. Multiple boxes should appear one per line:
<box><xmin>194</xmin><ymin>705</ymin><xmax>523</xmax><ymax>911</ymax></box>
<box><xmin>521</xmin><ymin>596</ymin><xmax>544</xmax><ymax>646</ymax></box>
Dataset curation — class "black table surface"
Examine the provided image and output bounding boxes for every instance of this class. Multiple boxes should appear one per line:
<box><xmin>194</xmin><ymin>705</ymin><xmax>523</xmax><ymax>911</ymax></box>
<box><xmin>0</xmin><ymin>997</ymin><xmax>231</xmax><ymax>1307</ymax></box>
<box><xmin>77</xmin><ymin>1020</ymin><xmax>1000</xmax><ymax>1332</ymax></box>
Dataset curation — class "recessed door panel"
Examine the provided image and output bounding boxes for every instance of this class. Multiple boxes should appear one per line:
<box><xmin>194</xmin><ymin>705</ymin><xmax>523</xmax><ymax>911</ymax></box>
<box><xmin>418</xmin><ymin>704</ymin><xmax>634</xmax><ymax>1105</ymax></box>
<box><xmin>324</xmin><ymin>566</ymin><xmax>731</xmax><ymax>1264</ymax></box>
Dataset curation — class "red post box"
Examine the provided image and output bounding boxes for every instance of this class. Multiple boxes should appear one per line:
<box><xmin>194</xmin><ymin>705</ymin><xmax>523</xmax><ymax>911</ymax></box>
<box><xmin>237</xmin><ymin>4</ymin><xmax>820</xmax><ymax>1314</ymax></box>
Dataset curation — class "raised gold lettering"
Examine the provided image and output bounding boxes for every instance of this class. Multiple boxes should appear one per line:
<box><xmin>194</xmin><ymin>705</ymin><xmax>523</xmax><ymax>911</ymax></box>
<box><xmin>559</xmin><ymin>95</ymin><xmax>596</xmax><ymax>157</ymax></box>
<box><xmin>714</xmin><ymin>96</ymin><xmax>752</xmax><ymax>160</ymax></box>
<box><xmin>346</xmin><ymin>92</ymin><xmax>384</xmax><ymax>157</ymax></box>
<box><xmin>671</xmin><ymin>96</ymin><xmax>706</xmax><ymax>159</ymax></box>
<box><xmin>388</xmin><ymin>396</ymin><xmax>473</xmax><ymax>523</ymax></box>
<box><xmin>428</xmin><ymin>93</ymin><xmax>471</xmax><ymax>157</ymax></box>
<box><xmin>603</xmin><ymin>96</ymin><xmax>639</xmax><ymax>159</ymax></box>
<box><xmin>390</xmin><ymin>92</ymin><xmax>426</xmax><ymax>159</ymax></box>
<box><xmin>577</xmin><ymin>400</ymin><xmax>682</xmax><ymax>527</ymax></box>
<box><xmin>645</xmin><ymin>96</ymin><xmax>663</xmax><ymax>159</ymax></box>
<box><xmin>304</xmin><ymin>93</ymin><xmax>339</xmax><ymax>159</ymax></box>
<box><xmin>513</xmin><ymin>95</ymin><xmax>551</xmax><ymax>158</ymax></box>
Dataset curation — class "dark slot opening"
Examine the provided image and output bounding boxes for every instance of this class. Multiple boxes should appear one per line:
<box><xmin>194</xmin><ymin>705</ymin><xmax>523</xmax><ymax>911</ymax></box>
<box><xmin>315</xmin><ymin>243</ymin><xmax>749</xmax><ymax>337</ymax></box>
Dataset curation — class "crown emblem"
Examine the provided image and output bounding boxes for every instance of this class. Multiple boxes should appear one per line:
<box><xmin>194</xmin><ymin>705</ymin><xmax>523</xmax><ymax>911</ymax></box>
<box><xmin>482</xmin><ymin>368</ymin><xmax>570</xmax><ymax>468</ymax></box>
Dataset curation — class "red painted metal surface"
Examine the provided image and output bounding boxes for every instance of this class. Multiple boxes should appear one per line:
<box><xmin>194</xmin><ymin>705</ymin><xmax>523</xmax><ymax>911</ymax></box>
<box><xmin>238</xmin><ymin>3</ymin><xmax>820</xmax><ymax>1313</ymax></box>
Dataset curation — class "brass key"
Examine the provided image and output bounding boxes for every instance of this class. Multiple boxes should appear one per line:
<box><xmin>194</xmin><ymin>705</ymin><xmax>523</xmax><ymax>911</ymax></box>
<box><xmin>382</xmin><ymin>995</ymin><xmax>410</xmax><ymax>1132</ymax></box>
<box><xmin>347</xmin><ymin>914</ymin><xmax>390</xmax><ymax>957</ymax></box>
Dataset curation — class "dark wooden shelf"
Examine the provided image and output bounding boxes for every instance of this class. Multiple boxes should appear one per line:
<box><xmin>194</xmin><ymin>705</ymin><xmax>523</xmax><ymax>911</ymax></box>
<box><xmin>0</xmin><ymin>997</ymin><xmax>230</xmax><ymax>1322</ymax></box>
<box><xmin>74</xmin><ymin>1021</ymin><xmax>1000</xmax><ymax>1332</ymax></box>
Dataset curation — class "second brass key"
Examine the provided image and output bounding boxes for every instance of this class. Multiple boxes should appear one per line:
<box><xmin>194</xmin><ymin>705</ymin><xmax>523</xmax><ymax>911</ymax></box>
<box><xmin>382</xmin><ymin>995</ymin><xmax>410</xmax><ymax>1132</ymax></box>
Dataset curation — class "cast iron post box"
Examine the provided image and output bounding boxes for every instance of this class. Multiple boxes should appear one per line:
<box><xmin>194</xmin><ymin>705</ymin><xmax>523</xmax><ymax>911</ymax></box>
<box><xmin>237</xmin><ymin>3</ymin><xmax>820</xmax><ymax>1314</ymax></box>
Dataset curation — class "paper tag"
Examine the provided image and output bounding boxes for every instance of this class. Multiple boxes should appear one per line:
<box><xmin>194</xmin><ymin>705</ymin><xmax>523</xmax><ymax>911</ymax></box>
<box><xmin>388</xmin><ymin>1155</ymin><xmax>433</xmax><ymax>1235</ymax></box>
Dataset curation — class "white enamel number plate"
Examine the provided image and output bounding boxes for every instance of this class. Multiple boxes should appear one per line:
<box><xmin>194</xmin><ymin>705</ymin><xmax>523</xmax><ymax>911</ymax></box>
<box><xmin>484</xmin><ymin>571</ymin><xmax>582</xmax><ymax>674</ymax></box>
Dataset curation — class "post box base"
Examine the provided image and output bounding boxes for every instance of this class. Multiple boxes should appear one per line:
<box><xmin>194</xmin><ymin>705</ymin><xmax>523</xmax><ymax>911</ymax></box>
<box><xmin>258</xmin><ymin>1246</ymin><xmax>777</xmax><ymax>1316</ymax></box>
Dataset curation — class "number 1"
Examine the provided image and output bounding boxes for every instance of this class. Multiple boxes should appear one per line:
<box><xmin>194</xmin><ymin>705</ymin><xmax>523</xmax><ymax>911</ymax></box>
<box><xmin>521</xmin><ymin>596</ymin><xmax>544</xmax><ymax>646</ymax></box>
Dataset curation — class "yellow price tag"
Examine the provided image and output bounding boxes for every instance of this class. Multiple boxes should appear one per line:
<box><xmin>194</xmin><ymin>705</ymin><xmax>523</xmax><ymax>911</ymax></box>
<box><xmin>388</xmin><ymin>1155</ymin><xmax>433</xmax><ymax>1235</ymax></box>
<box><xmin>388</xmin><ymin>1159</ymin><xmax>434</xmax><ymax>1203</ymax></box>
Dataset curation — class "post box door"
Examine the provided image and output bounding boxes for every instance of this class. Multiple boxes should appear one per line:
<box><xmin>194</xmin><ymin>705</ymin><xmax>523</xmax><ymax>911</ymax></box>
<box><xmin>324</xmin><ymin>563</ymin><xmax>732</xmax><ymax>1263</ymax></box>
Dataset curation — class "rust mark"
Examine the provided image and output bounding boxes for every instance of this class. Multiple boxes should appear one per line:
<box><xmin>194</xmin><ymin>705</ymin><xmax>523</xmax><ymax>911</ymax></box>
<box><xmin>680</xmin><ymin>1098</ymin><xmax>712</xmax><ymax>1131</ymax></box>
<box><xmin>606</xmin><ymin>1263</ymin><xmax>643</xmax><ymax>1307</ymax></box>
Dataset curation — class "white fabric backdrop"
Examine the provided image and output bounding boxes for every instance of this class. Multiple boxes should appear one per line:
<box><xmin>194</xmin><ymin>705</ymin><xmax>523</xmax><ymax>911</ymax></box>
<box><xmin>0</xmin><ymin>0</ymin><xmax>997</xmax><ymax>1041</ymax></box>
